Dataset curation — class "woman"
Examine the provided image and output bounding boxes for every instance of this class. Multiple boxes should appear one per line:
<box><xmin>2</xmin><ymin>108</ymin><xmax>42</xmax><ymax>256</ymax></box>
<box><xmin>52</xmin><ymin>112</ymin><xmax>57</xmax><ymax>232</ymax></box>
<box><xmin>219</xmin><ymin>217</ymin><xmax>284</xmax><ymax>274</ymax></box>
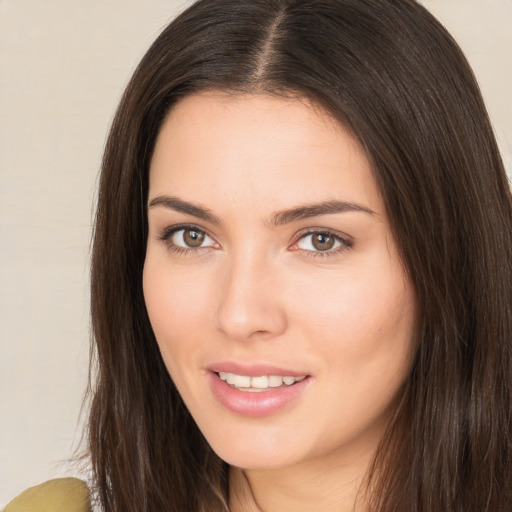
<box><xmin>7</xmin><ymin>0</ymin><xmax>512</xmax><ymax>511</ymax></box>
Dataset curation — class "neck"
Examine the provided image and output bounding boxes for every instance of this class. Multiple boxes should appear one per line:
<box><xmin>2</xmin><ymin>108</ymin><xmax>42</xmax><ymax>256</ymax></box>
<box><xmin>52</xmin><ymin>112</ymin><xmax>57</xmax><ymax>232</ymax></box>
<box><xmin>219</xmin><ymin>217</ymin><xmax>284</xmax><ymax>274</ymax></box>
<box><xmin>228</xmin><ymin>445</ymin><xmax>375</xmax><ymax>512</ymax></box>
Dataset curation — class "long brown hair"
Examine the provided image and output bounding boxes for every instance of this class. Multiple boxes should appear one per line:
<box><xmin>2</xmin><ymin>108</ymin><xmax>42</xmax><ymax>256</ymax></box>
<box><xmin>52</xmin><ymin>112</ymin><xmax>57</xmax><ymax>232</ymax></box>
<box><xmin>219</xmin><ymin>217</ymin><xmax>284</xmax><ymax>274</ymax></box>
<box><xmin>88</xmin><ymin>1</ymin><xmax>512</xmax><ymax>510</ymax></box>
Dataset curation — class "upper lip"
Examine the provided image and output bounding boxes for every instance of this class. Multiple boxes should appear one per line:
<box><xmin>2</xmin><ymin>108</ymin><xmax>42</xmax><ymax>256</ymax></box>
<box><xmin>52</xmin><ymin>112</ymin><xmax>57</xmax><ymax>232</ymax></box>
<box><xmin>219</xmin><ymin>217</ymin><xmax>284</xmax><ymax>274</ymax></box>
<box><xmin>206</xmin><ymin>361</ymin><xmax>308</xmax><ymax>377</ymax></box>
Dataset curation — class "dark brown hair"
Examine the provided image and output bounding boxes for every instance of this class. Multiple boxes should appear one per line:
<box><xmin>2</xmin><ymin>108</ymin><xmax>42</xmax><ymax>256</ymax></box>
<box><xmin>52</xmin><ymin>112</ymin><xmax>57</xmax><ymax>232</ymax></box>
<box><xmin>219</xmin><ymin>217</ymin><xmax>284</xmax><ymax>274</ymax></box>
<box><xmin>88</xmin><ymin>1</ymin><xmax>512</xmax><ymax>510</ymax></box>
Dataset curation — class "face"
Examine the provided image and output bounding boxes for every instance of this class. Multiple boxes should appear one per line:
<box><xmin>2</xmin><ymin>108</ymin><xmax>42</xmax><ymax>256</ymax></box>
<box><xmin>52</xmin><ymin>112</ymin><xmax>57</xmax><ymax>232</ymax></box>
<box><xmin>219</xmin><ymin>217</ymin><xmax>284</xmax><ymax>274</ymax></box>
<box><xmin>143</xmin><ymin>92</ymin><xmax>417</xmax><ymax>470</ymax></box>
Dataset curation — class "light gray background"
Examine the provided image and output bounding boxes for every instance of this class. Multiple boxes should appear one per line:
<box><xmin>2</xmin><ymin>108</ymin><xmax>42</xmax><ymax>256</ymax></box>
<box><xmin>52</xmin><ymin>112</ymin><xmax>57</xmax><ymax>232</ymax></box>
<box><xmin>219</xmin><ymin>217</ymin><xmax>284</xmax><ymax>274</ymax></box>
<box><xmin>1</xmin><ymin>0</ymin><xmax>511</xmax><ymax>506</ymax></box>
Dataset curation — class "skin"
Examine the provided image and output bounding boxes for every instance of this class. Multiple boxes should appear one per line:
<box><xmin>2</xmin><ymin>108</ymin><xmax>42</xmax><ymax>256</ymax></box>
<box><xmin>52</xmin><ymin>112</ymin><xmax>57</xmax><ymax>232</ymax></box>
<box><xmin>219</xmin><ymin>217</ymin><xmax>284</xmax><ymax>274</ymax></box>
<box><xmin>143</xmin><ymin>92</ymin><xmax>417</xmax><ymax>511</ymax></box>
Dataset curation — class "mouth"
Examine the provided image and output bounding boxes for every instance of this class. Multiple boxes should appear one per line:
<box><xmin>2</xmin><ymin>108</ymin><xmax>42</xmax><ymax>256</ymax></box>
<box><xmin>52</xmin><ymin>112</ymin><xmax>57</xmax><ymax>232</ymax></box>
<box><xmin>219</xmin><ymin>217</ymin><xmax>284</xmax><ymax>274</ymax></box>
<box><xmin>208</xmin><ymin>367</ymin><xmax>311</xmax><ymax>417</ymax></box>
<box><xmin>217</xmin><ymin>372</ymin><xmax>307</xmax><ymax>392</ymax></box>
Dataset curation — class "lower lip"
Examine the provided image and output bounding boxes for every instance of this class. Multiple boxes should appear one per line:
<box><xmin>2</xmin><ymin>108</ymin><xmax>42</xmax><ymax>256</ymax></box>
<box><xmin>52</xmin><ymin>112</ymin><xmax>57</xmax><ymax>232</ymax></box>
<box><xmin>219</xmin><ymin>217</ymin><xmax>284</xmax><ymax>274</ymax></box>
<box><xmin>208</xmin><ymin>372</ymin><xmax>311</xmax><ymax>417</ymax></box>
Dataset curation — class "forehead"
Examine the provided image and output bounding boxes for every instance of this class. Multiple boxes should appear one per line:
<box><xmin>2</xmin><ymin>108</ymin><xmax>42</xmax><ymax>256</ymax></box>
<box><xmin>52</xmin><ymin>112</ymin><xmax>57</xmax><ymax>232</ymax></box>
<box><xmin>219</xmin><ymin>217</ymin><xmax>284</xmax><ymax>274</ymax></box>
<box><xmin>149</xmin><ymin>91</ymin><xmax>383</xmax><ymax>217</ymax></box>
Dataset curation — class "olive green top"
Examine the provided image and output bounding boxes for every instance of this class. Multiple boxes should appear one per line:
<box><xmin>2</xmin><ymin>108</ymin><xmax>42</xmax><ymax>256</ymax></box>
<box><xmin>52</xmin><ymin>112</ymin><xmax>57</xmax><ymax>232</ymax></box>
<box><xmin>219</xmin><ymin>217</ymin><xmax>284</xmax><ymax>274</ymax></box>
<box><xmin>4</xmin><ymin>478</ymin><xmax>91</xmax><ymax>512</ymax></box>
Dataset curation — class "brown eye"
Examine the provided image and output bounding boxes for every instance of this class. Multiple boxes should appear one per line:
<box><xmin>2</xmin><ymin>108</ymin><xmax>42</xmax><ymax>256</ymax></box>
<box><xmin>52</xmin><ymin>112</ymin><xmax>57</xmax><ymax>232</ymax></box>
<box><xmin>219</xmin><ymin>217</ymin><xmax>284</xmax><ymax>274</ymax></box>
<box><xmin>294</xmin><ymin>231</ymin><xmax>345</xmax><ymax>254</ymax></box>
<box><xmin>312</xmin><ymin>233</ymin><xmax>335</xmax><ymax>251</ymax></box>
<box><xmin>183</xmin><ymin>229</ymin><xmax>205</xmax><ymax>247</ymax></box>
<box><xmin>168</xmin><ymin>227</ymin><xmax>215</xmax><ymax>250</ymax></box>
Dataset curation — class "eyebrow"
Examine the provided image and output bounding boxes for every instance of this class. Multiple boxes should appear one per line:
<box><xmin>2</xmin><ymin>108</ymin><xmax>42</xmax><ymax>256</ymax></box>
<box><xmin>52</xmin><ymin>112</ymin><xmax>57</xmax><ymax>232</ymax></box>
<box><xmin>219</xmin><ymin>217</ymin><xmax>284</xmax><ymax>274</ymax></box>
<box><xmin>270</xmin><ymin>200</ymin><xmax>375</xmax><ymax>226</ymax></box>
<box><xmin>148</xmin><ymin>195</ymin><xmax>374</xmax><ymax>226</ymax></box>
<box><xmin>148</xmin><ymin>195</ymin><xmax>221</xmax><ymax>224</ymax></box>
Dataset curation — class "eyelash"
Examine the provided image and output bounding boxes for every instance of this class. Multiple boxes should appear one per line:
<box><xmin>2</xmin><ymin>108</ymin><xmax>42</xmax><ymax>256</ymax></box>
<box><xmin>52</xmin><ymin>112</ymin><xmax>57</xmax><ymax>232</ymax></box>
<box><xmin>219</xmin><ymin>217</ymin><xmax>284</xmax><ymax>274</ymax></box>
<box><xmin>159</xmin><ymin>224</ymin><xmax>216</xmax><ymax>256</ymax></box>
<box><xmin>158</xmin><ymin>224</ymin><xmax>353</xmax><ymax>258</ymax></box>
<box><xmin>291</xmin><ymin>229</ymin><xmax>353</xmax><ymax>258</ymax></box>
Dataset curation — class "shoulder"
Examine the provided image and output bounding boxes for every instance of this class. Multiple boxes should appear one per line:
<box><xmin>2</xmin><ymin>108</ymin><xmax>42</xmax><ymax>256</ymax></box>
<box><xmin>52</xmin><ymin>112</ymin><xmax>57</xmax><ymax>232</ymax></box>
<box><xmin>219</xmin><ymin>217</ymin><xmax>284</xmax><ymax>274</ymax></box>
<box><xmin>4</xmin><ymin>478</ymin><xmax>91</xmax><ymax>512</ymax></box>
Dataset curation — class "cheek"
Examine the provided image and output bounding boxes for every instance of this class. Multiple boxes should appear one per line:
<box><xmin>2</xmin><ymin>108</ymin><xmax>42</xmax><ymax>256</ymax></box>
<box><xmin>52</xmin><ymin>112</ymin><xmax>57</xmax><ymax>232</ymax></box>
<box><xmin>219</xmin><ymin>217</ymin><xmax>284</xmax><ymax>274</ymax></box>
<box><xmin>288</xmin><ymin>258</ymin><xmax>417</xmax><ymax>398</ymax></box>
<box><xmin>289</xmin><ymin>262</ymin><xmax>414</xmax><ymax>342</ymax></box>
<box><xmin>142</xmin><ymin>258</ymin><xmax>211</xmax><ymax>363</ymax></box>
<box><xmin>298</xmin><ymin>271</ymin><xmax>415</xmax><ymax>439</ymax></box>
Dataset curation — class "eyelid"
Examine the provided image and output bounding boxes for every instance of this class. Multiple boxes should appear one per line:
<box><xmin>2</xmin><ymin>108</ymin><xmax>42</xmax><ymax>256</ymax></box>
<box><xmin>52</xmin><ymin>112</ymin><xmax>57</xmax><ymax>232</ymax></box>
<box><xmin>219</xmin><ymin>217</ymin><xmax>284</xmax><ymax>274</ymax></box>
<box><xmin>158</xmin><ymin>224</ymin><xmax>219</xmax><ymax>252</ymax></box>
<box><xmin>289</xmin><ymin>228</ymin><xmax>353</xmax><ymax>256</ymax></box>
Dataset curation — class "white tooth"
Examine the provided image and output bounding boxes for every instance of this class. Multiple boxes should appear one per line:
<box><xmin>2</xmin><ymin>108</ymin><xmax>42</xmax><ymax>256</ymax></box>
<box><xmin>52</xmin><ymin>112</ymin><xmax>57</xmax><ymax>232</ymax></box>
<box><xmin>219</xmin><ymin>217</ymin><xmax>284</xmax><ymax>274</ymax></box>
<box><xmin>221</xmin><ymin>372</ymin><xmax>306</xmax><ymax>389</ymax></box>
<box><xmin>268</xmin><ymin>375</ymin><xmax>284</xmax><ymax>387</ymax></box>
<box><xmin>233</xmin><ymin>375</ymin><xmax>251</xmax><ymax>388</ymax></box>
<box><xmin>251</xmin><ymin>375</ymin><xmax>269</xmax><ymax>388</ymax></box>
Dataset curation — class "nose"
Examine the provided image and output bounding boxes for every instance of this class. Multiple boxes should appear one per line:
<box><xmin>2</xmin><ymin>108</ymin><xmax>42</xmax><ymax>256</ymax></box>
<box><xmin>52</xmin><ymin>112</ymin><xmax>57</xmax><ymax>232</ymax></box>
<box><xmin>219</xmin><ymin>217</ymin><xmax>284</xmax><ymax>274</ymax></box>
<box><xmin>214</xmin><ymin>252</ymin><xmax>288</xmax><ymax>342</ymax></box>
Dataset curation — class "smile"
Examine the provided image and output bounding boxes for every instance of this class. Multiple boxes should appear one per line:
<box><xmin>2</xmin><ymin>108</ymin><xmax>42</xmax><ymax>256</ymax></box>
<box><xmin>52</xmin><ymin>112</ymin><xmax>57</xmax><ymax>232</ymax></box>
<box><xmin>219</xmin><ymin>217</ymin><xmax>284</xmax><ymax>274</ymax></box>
<box><xmin>218</xmin><ymin>372</ymin><xmax>307</xmax><ymax>391</ymax></box>
<box><xmin>209</xmin><ymin>369</ymin><xmax>311</xmax><ymax>417</ymax></box>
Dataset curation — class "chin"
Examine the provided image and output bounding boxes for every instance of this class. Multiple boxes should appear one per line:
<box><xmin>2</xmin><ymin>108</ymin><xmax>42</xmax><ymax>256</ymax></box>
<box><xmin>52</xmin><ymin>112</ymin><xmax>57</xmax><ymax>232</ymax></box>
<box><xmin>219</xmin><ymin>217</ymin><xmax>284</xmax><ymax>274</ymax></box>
<box><xmin>214</xmin><ymin>447</ymin><xmax>297</xmax><ymax>470</ymax></box>
<box><xmin>201</xmin><ymin>422</ymin><xmax>310</xmax><ymax>470</ymax></box>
